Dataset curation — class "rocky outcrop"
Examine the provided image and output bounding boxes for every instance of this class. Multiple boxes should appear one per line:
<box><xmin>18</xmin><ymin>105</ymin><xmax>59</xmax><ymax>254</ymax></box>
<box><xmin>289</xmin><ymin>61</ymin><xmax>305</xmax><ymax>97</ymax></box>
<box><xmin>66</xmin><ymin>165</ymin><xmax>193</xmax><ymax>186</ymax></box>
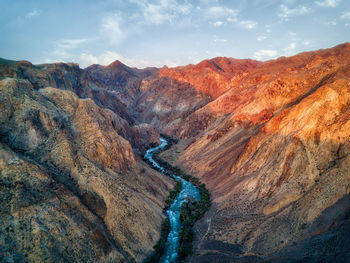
<box><xmin>158</xmin><ymin>57</ymin><xmax>261</xmax><ymax>99</ymax></box>
<box><xmin>85</xmin><ymin>60</ymin><xmax>157</xmax><ymax>107</ymax></box>
<box><xmin>2</xmin><ymin>42</ymin><xmax>350</xmax><ymax>262</ymax></box>
<box><xmin>131</xmin><ymin>123</ymin><xmax>160</xmax><ymax>152</ymax></box>
<box><xmin>134</xmin><ymin>76</ymin><xmax>212</xmax><ymax>135</ymax></box>
<box><xmin>0</xmin><ymin>77</ymin><xmax>173</xmax><ymax>262</ymax></box>
<box><xmin>0</xmin><ymin>142</ymin><xmax>126</xmax><ymax>263</ymax></box>
<box><xmin>133</xmin><ymin>57</ymin><xmax>260</xmax><ymax>136</ymax></box>
<box><xmin>155</xmin><ymin>43</ymin><xmax>350</xmax><ymax>262</ymax></box>
<box><xmin>0</xmin><ymin>59</ymin><xmax>135</xmax><ymax>125</ymax></box>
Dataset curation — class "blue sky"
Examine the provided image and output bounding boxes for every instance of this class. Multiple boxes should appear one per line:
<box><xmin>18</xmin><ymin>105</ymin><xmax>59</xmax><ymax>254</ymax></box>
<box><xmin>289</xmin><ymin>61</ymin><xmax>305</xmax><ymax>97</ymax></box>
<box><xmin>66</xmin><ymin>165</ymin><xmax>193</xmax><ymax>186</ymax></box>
<box><xmin>1</xmin><ymin>0</ymin><xmax>349</xmax><ymax>68</ymax></box>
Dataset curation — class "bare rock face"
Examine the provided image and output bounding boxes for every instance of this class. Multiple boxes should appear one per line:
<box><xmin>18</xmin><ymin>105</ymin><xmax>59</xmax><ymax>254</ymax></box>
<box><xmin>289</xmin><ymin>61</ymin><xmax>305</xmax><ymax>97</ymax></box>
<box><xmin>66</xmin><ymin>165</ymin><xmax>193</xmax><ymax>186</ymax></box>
<box><xmin>0</xmin><ymin>59</ymin><xmax>135</xmax><ymax>125</ymax></box>
<box><xmin>0</xmin><ymin>143</ymin><xmax>125</xmax><ymax>263</ymax></box>
<box><xmin>158</xmin><ymin>58</ymin><xmax>261</xmax><ymax>99</ymax></box>
<box><xmin>85</xmin><ymin>60</ymin><xmax>157</xmax><ymax>108</ymax></box>
<box><xmin>132</xmin><ymin>123</ymin><xmax>160</xmax><ymax>152</ymax></box>
<box><xmin>153</xmin><ymin>43</ymin><xmax>350</xmax><ymax>261</ymax></box>
<box><xmin>2</xmin><ymin>42</ymin><xmax>350</xmax><ymax>262</ymax></box>
<box><xmin>0</xmin><ymin>77</ymin><xmax>173</xmax><ymax>262</ymax></box>
<box><xmin>134</xmin><ymin>76</ymin><xmax>212</xmax><ymax>135</ymax></box>
<box><xmin>134</xmin><ymin>57</ymin><xmax>260</xmax><ymax>137</ymax></box>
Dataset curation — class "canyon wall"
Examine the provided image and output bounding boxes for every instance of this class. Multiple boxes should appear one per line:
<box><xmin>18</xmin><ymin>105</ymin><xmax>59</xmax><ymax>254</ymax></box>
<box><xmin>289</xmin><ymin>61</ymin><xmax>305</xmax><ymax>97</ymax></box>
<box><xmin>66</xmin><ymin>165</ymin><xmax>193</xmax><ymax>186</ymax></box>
<box><xmin>153</xmin><ymin>43</ymin><xmax>350</xmax><ymax>262</ymax></box>
<box><xmin>0</xmin><ymin>61</ymin><xmax>173</xmax><ymax>262</ymax></box>
<box><xmin>2</xmin><ymin>42</ymin><xmax>350</xmax><ymax>262</ymax></box>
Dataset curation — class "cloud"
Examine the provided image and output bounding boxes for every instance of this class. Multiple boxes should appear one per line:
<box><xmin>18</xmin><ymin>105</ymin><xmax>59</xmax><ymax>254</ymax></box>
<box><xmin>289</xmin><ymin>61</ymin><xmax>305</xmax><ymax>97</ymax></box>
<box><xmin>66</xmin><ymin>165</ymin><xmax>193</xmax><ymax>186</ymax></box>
<box><xmin>79</xmin><ymin>50</ymin><xmax>178</xmax><ymax>68</ymax></box>
<box><xmin>324</xmin><ymin>21</ymin><xmax>337</xmax><ymax>26</ymax></box>
<box><xmin>100</xmin><ymin>14</ymin><xmax>125</xmax><ymax>44</ymax></box>
<box><xmin>340</xmin><ymin>12</ymin><xmax>350</xmax><ymax>19</ymax></box>
<box><xmin>253</xmin><ymin>49</ymin><xmax>278</xmax><ymax>60</ymax></box>
<box><xmin>282</xmin><ymin>42</ymin><xmax>297</xmax><ymax>55</ymax></box>
<box><xmin>257</xmin><ymin>36</ymin><xmax>267</xmax><ymax>41</ymax></box>
<box><xmin>25</xmin><ymin>9</ymin><xmax>41</xmax><ymax>19</ymax></box>
<box><xmin>130</xmin><ymin>0</ymin><xmax>193</xmax><ymax>25</ymax></box>
<box><xmin>206</xmin><ymin>6</ymin><xmax>239</xmax><ymax>19</ymax></box>
<box><xmin>205</xmin><ymin>6</ymin><xmax>239</xmax><ymax>24</ymax></box>
<box><xmin>238</xmin><ymin>20</ymin><xmax>258</xmax><ymax>29</ymax></box>
<box><xmin>278</xmin><ymin>5</ymin><xmax>310</xmax><ymax>19</ymax></box>
<box><xmin>44</xmin><ymin>38</ymin><xmax>88</xmax><ymax>62</ymax></box>
<box><xmin>211</xmin><ymin>21</ymin><xmax>224</xmax><ymax>27</ymax></box>
<box><xmin>144</xmin><ymin>3</ymin><xmax>173</xmax><ymax>24</ymax></box>
<box><xmin>57</xmin><ymin>39</ymin><xmax>88</xmax><ymax>50</ymax></box>
<box><xmin>213</xmin><ymin>37</ymin><xmax>227</xmax><ymax>43</ymax></box>
<box><xmin>80</xmin><ymin>51</ymin><xmax>121</xmax><ymax>67</ymax></box>
<box><xmin>315</xmin><ymin>0</ymin><xmax>341</xmax><ymax>7</ymax></box>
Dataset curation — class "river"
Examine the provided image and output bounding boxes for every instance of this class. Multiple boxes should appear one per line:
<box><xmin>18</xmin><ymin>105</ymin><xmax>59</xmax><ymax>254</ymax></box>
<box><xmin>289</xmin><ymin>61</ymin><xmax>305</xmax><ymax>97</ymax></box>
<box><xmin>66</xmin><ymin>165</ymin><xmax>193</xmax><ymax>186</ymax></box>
<box><xmin>144</xmin><ymin>138</ymin><xmax>201</xmax><ymax>263</ymax></box>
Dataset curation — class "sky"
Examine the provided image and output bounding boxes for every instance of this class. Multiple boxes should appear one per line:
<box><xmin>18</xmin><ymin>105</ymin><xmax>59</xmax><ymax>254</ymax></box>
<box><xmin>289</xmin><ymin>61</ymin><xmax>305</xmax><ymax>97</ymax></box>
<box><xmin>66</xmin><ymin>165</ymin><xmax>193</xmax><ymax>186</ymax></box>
<box><xmin>1</xmin><ymin>0</ymin><xmax>349</xmax><ymax>68</ymax></box>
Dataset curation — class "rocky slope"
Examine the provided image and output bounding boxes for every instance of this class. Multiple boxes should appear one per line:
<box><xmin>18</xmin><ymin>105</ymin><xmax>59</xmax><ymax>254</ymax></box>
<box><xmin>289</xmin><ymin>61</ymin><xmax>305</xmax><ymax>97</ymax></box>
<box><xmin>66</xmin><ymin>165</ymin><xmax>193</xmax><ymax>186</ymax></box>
<box><xmin>0</xmin><ymin>59</ymin><xmax>135</xmax><ymax>125</ymax></box>
<box><xmin>133</xmin><ymin>57</ymin><xmax>260</xmax><ymax>136</ymax></box>
<box><xmin>134</xmin><ymin>76</ymin><xmax>212</xmax><ymax>133</ymax></box>
<box><xmin>154</xmin><ymin>43</ymin><xmax>350</xmax><ymax>262</ymax></box>
<box><xmin>0</xmin><ymin>74</ymin><xmax>173</xmax><ymax>262</ymax></box>
<box><xmin>85</xmin><ymin>60</ymin><xmax>157</xmax><ymax>108</ymax></box>
<box><xmin>2</xmin><ymin>42</ymin><xmax>350</xmax><ymax>262</ymax></box>
<box><xmin>158</xmin><ymin>57</ymin><xmax>261</xmax><ymax>99</ymax></box>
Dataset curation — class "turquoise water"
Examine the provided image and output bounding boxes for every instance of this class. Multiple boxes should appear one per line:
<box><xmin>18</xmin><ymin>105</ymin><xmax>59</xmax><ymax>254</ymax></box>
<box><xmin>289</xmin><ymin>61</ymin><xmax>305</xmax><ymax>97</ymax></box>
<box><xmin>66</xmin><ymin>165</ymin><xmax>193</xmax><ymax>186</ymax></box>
<box><xmin>144</xmin><ymin>138</ymin><xmax>201</xmax><ymax>263</ymax></box>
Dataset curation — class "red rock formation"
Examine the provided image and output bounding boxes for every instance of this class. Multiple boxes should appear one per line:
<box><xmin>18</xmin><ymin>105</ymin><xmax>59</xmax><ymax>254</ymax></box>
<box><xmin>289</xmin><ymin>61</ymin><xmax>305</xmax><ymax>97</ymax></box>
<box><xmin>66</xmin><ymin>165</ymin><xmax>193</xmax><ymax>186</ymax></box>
<box><xmin>154</xmin><ymin>43</ymin><xmax>350</xmax><ymax>262</ymax></box>
<box><xmin>158</xmin><ymin>57</ymin><xmax>261</xmax><ymax>99</ymax></box>
<box><xmin>2</xmin><ymin>42</ymin><xmax>350</xmax><ymax>262</ymax></box>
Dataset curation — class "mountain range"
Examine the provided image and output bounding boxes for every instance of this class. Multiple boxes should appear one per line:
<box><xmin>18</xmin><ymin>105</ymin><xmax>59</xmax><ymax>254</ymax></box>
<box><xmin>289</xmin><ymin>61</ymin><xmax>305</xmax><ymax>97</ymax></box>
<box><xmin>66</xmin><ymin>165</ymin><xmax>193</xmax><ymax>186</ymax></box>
<box><xmin>1</xmin><ymin>42</ymin><xmax>350</xmax><ymax>262</ymax></box>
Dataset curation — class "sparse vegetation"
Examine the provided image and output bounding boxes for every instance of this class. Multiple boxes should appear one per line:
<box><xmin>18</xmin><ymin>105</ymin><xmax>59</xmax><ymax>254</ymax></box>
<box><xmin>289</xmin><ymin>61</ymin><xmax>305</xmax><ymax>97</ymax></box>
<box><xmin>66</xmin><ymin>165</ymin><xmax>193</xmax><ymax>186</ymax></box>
<box><xmin>143</xmin><ymin>217</ymin><xmax>170</xmax><ymax>263</ymax></box>
<box><xmin>143</xmin><ymin>134</ymin><xmax>211</xmax><ymax>263</ymax></box>
<box><xmin>143</xmin><ymin>181</ymin><xmax>182</xmax><ymax>263</ymax></box>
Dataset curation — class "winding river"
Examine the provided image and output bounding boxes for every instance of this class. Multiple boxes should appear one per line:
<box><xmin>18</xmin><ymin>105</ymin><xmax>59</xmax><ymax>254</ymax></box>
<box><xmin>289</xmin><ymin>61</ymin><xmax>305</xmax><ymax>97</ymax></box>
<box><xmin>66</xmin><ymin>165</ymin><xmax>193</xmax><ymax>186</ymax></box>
<box><xmin>144</xmin><ymin>138</ymin><xmax>201</xmax><ymax>263</ymax></box>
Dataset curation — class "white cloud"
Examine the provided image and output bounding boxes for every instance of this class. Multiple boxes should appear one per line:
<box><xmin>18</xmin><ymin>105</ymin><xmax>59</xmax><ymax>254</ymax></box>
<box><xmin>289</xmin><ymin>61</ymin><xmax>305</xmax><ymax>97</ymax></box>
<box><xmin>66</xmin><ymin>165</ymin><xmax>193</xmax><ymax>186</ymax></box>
<box><xmin>144</xmin><ymin>3</ymin><xmax>173</xmax><ymax>24</ymax></box>
<box><xmin>324</xmin><ymin>21</ymin><xmax>337</xmax><ymax>26</ymax></box>
<box><xmin>79</xmin><ymin>50</ymin><xmax>177</xmax><ymax>68</ymax></box>
<box><xmin>100</xmin><ymin>15</ymin><xmax>125</xmax><ymax>44</ymax></box>
<box><xmin>238</xmin><ymin>20</ymin><xmax>258</xmax><ymax>29</ymax></box>
<box><xmin>57</xmin><ymin>39</ymin><xmax>88</xmax><ymax>50</ymax></box>
<box><xmin>130</xmin><ymin>0</ymin><xmax>193</xmax><ymax>25</ymax></box>
<box><xmin>264</xmin><ymin>24</ymin><xmax>272</xmax><ymax>33</ymax></box>
<box><xmin>25</xmin><ymin>9</ymin><xmax>41</xmax><ymax>19</ymax></box>
<box><xmin>206</xmin><ymin>6</ymin><xmax>239</xmax><ymax>21</ymax></box>
<box><xmin>257</xmin><ymin>36</ymin><xmax>266</xmax><ymax>41</ymax></box>
<box><xmin>211</xmin><ymin>21</ymin><xmax>224</xmax><ymax>27</ymax></box>
<box><xmin>282</xmin><ymin>42</ymin><xmax>297</xmax><ymax>55</ymax></box>
<box><xmin>80</xmin><ymin>51</ymin><xmax>120</xmax><ymax>67</ymax></box>
<box><xmin>341</xmin><ymin>12</ymin><xmax>350</xmax><ymax>19</ymax></box>
<box><xmin>44</xmin><ymin>38</ymin><xmax>88</xmax><ymax>63</ymax></box>
<box><xmin>315</xmin><ymin>0</ymin><xmax>341</xmax><ymax>7</ymax></box>
<box><xmin>213</xmin><ymin>37</ymin><xmax>227</xmax><ymax>43</ymax></box>
<box><xmin>278</xmin><ymin>5</ymin><xmax>310</xmax><ymax>19</ymax></box>
<box><xmin>253</xmin><ymin>49</ymin><xmax>278</xmax><ymax>60</ymax></box>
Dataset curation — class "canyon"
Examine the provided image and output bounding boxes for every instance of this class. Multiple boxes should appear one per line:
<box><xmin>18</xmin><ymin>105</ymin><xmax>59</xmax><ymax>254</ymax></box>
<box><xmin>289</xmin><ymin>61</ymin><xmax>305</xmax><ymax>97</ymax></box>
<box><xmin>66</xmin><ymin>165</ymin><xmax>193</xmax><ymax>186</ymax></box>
<box><xmin>1</xmin><ymin>42</ymin><xmax>350</xmax><ymax>262</ymax></box>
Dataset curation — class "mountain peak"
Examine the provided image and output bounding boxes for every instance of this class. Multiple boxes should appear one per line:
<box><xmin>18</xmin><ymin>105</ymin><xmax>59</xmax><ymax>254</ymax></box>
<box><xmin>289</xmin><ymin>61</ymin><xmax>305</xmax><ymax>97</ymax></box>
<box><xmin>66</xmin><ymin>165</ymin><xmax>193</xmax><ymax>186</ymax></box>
<box><xmin>107</xmin><ymin>60</ymin><xmax>124</xmax><ymax>67</ymax></box>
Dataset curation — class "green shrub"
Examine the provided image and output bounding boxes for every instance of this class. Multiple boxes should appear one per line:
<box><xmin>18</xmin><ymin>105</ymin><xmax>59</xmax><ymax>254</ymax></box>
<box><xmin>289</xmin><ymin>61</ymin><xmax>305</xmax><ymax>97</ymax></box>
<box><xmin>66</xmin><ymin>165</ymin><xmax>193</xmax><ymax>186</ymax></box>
<box><xmin>143</xmin><ymin>134</ymin><xmax>211</xmax><ymax>263</ymax></box>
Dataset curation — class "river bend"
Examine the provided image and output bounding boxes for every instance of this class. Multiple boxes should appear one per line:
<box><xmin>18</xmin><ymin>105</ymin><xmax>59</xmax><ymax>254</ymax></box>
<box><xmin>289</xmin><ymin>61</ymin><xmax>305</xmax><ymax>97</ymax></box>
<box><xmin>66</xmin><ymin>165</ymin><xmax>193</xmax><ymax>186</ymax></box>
<box><xmin>144</xmin><ymin>138</ymin><xmax>201</xmax><ymax>263</ymax></box>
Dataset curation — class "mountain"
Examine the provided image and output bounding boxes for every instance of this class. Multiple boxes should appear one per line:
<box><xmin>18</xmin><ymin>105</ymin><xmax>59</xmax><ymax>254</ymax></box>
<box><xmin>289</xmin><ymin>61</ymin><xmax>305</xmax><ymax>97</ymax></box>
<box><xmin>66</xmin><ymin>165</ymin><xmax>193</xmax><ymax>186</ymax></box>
<box><xmin>0</xmin><ymin>60</ymin><xmax>173</xmax><ymax>262</ymax></box>
<box><xmin>85</xmin><ymin>60</ymin><xmax>157</xmax><ymax>107</ymax></box>
<box><xmin>1</xmin><ymin>42</ymin><xmax>350</xmax><ymax>262</ymax></box>
<box><xmin>154</xmin><ymin>43</ymin><xmax>350</xmax><ymax>262</ymax></box>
